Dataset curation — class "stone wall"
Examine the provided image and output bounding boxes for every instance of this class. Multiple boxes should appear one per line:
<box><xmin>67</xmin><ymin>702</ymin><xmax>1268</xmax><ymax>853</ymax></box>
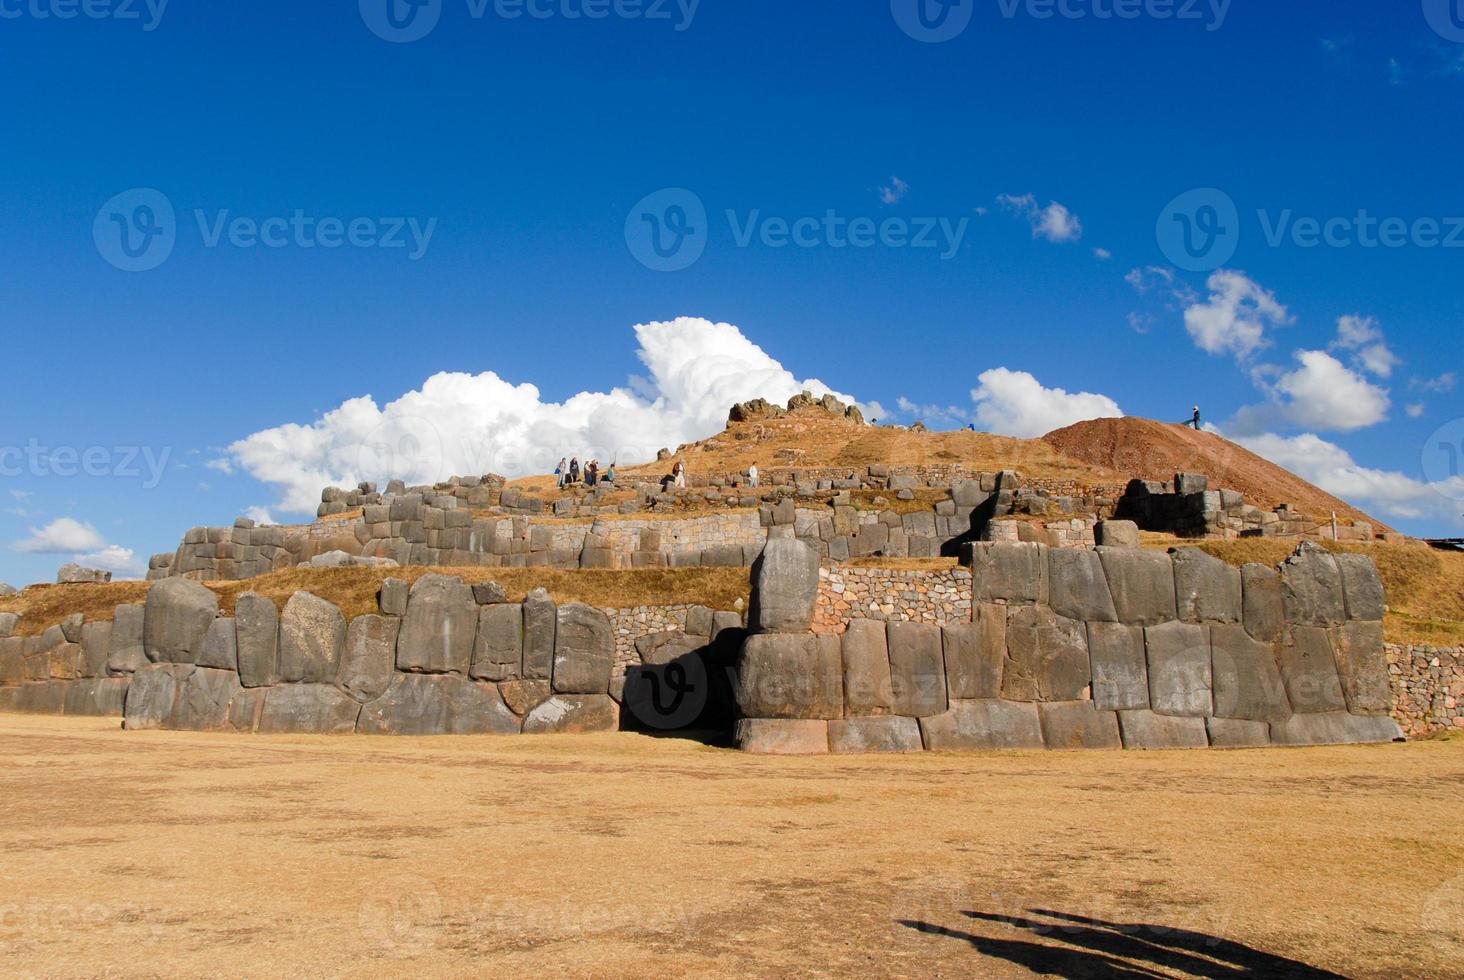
<box><xmin>735</xmin><ymin>539</ymin><xmax>1404</xmax><ymax>754</ymax></box>
<box><xmin>0</xmin><ymin>578</ymin><xmax>745</xmax><ymax>737</ymax></box>
<box><xmin>812</xmin><ymin>566</ymin><xmax>973</xmax><ymax>634</ymax></box>
<box><xmin>1387</xmin><ymin>643</ymin><xmax>1464</xmax><ymax>738</ymax></box>
<box><xmin>1116</xmin><ymin>475</ymin><xmax>1384</xmax><ymax>542</ymax></box>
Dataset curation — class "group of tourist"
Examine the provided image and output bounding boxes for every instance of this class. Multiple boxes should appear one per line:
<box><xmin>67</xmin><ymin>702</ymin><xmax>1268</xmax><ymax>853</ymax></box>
<box><xmin>555</xmin><ymin>457</ymin><xmax>616</xmax><ymax>489</ymax></box>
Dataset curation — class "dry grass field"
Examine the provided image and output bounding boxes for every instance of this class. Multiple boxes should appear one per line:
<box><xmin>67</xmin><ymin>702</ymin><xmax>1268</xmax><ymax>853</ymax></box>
<box><xmin>2</xmin><ymin>714</ymin><xmax>1462</xmax><ymax>978</ymax></box>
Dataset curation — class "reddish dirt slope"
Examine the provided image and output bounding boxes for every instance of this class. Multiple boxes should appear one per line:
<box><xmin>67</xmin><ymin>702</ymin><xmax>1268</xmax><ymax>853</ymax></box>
<box><xmin>1042</xmin><ymin>416</ymin><xmax>1386</xmax><ymax>529</ymax></box>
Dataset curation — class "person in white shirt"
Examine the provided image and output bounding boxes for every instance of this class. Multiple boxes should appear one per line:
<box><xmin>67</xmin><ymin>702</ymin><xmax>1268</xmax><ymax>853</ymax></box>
<box><xmin>748</xmin><ymin>462</ymin><xmax>759</xmax><ymax>488</ymax></box>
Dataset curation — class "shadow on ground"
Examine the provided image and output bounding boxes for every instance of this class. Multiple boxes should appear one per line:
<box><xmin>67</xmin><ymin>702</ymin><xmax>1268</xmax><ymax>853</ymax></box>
<box><xmin>898</xmin><ymin>908</ymin><xmax>1345</xmax><ymax>978</ymax></box>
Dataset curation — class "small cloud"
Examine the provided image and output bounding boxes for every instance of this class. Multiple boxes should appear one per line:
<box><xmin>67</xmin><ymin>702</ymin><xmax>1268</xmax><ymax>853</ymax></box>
<box><xmin>9</xmin><ymin>490</ymin><xmax>32</xmax><ymax>501</ymax></box>
<box><xmin>1388</xmin><ymin>57</ymin><xmax>1404</xmax><ymax>86</ymax></box>
<box><xmin>879</xmin><ymin>176</ymin><xmax>909</xmax><ymax>205</ymax></box>
<box><xmin>206</xmin><ymin>458</ymin><xmax>235</xmax><ymax>475</ymax></box>
<box><xmin>244</xmin><ymin>506</ymin><xmax>277</xmax><ymax>526</ymax></box>
<box><xmin>75</xmin><ymin>545</ymin><xmax>145</xmax><ymax>578</ymax></box>
<box><xmin>1093</xmin><ymin>247</ymin><xmax>1112</xmax><ymax>260</ymax></box>
<box><xmin>997</xmin><ymin>193</ymin><xmax>1083</xmax><ymax>243</ymax></box>
<box><xmin>973</xmin><ymin>206</ymin><xmax>989</xmax><ymax>216</ymax></box>
<box><xmin>12</xmin><ymin>518</ymin><xmax>106</xmax><ymax>555</ymax></box>
<box><xmin>895</xmin><ymin>396</ymin><xmax>974</xmax><ymax>429</ymax></box>
<box><xmin>197</xmin><ymin>482</ymin><xmax>212</xmax><ymax>492</ymax></box>
<box><xmin>1407</xmin><ymin>402</ymin><xmax>1426</xmax><ymax>418</ymax></box>
<box><xmin>1411</xmin><ymin>372</ymin><xmax>1456</xmax><ymax>394</ymax></box>
<box><xmin>1331</xmin><ymin>314</ymin><xmax>1399</xmax><ymax>378</ymax></box>
<box><xmin>1127</xmin><ymin>312</ymin><xmax>1155</xmax><ymax>335</ymax></box>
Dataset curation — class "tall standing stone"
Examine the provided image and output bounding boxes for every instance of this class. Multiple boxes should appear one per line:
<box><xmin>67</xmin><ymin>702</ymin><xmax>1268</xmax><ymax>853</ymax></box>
<box><xmin>235</xmin><ymin>593</ymin><xmax>280</xmax><ymax>688</ymax></box>
<box><xmin>1280</xmin><ymin>542</ymin><xmax>1346</xmax><ymax>627</ymax></box>
<box><xmin>106</xmin><ymin>603</ymin><xmax>147</xmax><ymax>674</ymax></box>
<box><xmin>1002</xmin><ymin>606</ymin><xmax>1090</xmax><ymax>702</ymax></box>
<box><xmin>840</xmin><ymin>619</ymin><xmax>893</xmax><ymax>716</ymax></box>
<box><xmin>1209</xmin><ymin>623</ymin><xmax>1289</xmax><ymax>722</ymax></box>
<box><xmin>278</xmin><ymin>591</ymin><xmax>347</xmax><ymax>684</ymax></box>
<box><xmin>1047</xmin><ymin>548</ymin><xmax>1118</xmax><ymax>623</ymax></box>
<box><xmin>1277</xmin><ymin>626</ymin><xmax>1347</xmax><ymax>713</ymax></box>
<box><xmin>397</xmin><ymin>574</ymin><xmax>477</xmax><ymax>674</ymax></box>
<box><xmin>144</xmin><ymin>578</ymin><xmax>219</xmax><ymax>664</ymax></box>
<box><xmin>521</xmin><ymin>588</ymin><xmax>557</xmax><ymax>680</ymax></box>
<box><xmin>886</xmin><ymin>621</ymin><xmax>947</xmax><ymax>717</ymax></box>
<box><xmin>1086</xmin><ymin>621</ymin><xmax>1149</xmax><ymax>711</ymax></box>
<box><xmin>1097</xmin><ymin>547</ymin><xmax>1177</xmax><ymax>626</ymax></box>
<box><xmin>1240</xmin><ymin>564</ymin><xmax>1285</xmax><ymax>643</ymax></box>
<box><xmin>736</xmin><ymin>633</ymin><xmax>843</xmax><ymax>720</ymax></box>
<box><xmin>552</xmin><ymin>603</ymin><xmax>614</xmax><ymax>695</ymax></box>
<box><xmin>1171</xmin><ymin>548</ymin><xmax>1241</xmax><ymax>623</ymax></box>
<box><xmin>1144</xmin><ymin>621</ymin><xmax>1212</xmax><ymax>717</ymax></box>
<box><xmin>751</xmin><ymin>539</ymin><xmax>821</xmax><ymax>633</ymax></box>
<box><xmin>471</xmin><ymin>603</ymin><xmax>523</xmax><ymax>682</ymax></box>
<box><xmin>339</xmin><ymin>614</ymin><xmax>400</xmax><ymax>703</ymax></box>
<box><xmin>1331</xmin><ymin>620</ymin><xmax>1390</xmax><ymax>715</ymax></box>
<box><xmin>942</xmin><ymin>605</ymin><xmax>1005</xmax><ymax>701</ymax></box>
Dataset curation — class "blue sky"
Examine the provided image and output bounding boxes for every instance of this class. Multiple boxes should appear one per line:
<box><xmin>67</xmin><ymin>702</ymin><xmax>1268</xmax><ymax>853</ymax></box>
<box><xmin>2</xmin><ymin>0</ymin><xmax>1462</xmax><ymax>584</ymax></box>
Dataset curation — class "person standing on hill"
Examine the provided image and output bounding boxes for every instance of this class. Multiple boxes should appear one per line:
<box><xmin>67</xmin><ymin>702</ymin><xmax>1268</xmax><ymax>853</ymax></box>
<box><xmin>555</xmin><ymin>457</ymin><xmax>568</xmax><ymax>489</ymax></box>
<box><xmin>1191</xmin><ymin>406</ymin><xmax>1202</xmax><ymax>430</ymax></box>
<box><xmin>673</xmin><ymin>460</ymin><xmax>686</xmax><ymax>489</ymax></box>
<box><xmin>747</xmin><ymin>461</ymin><xmax>759</xmax><ymax>489</ymax></box>
<box><xmin>568</xmin><ymin>456</ymin><xmax>581</xmax><ymax>484</ymax></box>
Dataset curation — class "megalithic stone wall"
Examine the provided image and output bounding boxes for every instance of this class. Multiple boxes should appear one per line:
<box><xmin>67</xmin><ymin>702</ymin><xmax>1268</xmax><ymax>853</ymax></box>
<box><xmin>733</xmin><ymin>539</ymin><xmax>1405</xmax><ymax>754</ymax></box>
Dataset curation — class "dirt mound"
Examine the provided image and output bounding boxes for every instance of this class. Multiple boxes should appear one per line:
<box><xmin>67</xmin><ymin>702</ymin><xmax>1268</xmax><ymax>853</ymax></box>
<box><xmin>1042</xmin><ymin>417</ymin><xmax>1385</xmax><ymax>528</ymax></box>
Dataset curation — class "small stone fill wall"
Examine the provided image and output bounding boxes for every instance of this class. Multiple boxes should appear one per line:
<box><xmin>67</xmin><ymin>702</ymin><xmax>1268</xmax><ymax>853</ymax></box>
<box><xmin>735</xmin><ymin>539</ymin><xmax>1404</xmax><ymax>754</ymax></box>
<box><xmin>812</xmin><ymin>566</ymin><xmax>973</xmax><ymax>634</ymax></box>
<box><xmin>1387</xmin><ymin>644</ymin><xmax>1464</xmax><ymax>738</ymax></box>
<box><xmin>1115</xmin><ymin>475</ymin><xmax>1391</xmax><ymax>542</ymax></box>
<box><xmin>0</xmin><ymin>579</ymin><xmax>744</xmax><ymax>736</ymax></box>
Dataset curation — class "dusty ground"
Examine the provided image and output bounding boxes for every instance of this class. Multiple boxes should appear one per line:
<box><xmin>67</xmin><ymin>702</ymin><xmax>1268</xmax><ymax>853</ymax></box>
<box><xmin>2</xmin><ymin>716</ymin><xmax>1461</xmax><ymax>978</ymax></box>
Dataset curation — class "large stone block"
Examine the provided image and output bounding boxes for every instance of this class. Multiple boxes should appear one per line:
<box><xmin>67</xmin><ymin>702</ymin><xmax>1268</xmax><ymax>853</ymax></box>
<box><xmin>1171</xmin><ymin>548</ymin><xmax>1241</xmax><ymax>623</ymax></box>
<box><xmin>943</xmin><ymin>605</ymin><xmax>1005</xmax><ymax>700</ymax></box>
<box><xmin>886</xmin><ymin>621</ymin><xmax>947</xmax><ymax>717</ymax></box>
<box><xmin>736</xmin><ymin>633</ymin><xmax>843</xmax><ymax>720</ymax></box>
<box><xmin>2</xmin><ymin>681</ymin><xmax>69</xmax><ymax>715</ymax></box>
<box><xmin>257</xmin><ymin>684</ymin><xmax>361</xmax><ymax>734</ymax></box>
<box><xmin>828</xmin><ymin>716</ymin><xmax>923</xmax><ymax>753</ymax></box>
<box><xmin>1002</xmin><ymin>606</ymin><xmax>1090</xmax><ymax>702</ymax></box>
<box><xmin>197</xmin><ymin>618</ymin><xmax>238</xmax><ymax>672</ymax></box>
<box><xmin>0</xmin><ymin>637</ymin><xmax>23</xmax><ymax>686</ymax></box>
<box><xmin>1117</xmin><ymin>709</ymin><xmax>1209</xmax><ymax>749</ymax></box>
<box><xmin>1094</xmin><ymin>520</ymin><xmax>1140</xmax><ymax>548</ymax></box>
<box><xmin>1098</xmin><ymin>547</ymin><xmax>1177</xmax><ymax>626</ymax></box>
<box><xmin>1047</xmin><ymin>549</ymin><xmax>1117</xmax><ymax>622</ymax></box>
<box><xmin>1145</xmin><ymin>621</ymin><xmax>1212</xmax><ymax>717</ymax></box>
<box><xmin>552</xmin><ymin>604</ymin><xmax>614</xmax><ymax>695</ymax></box>
<box><xmin>1277</xmin><ymin>626</ymin><xmax>1347</xmax><ymax>713</ymax></box>
<box><xmin>1330</xmin><ymin>620</ymin><xmax>1390</xmax><ymax>715</ymax></box>
<box><xmin>170</xmin><ymin>667</ymin><xmax>246</xmax><ymax>731</ymax></box>
<box><xmin>277</xmin><ymin>591</ymin><xmax>346</xmax><ymax>684</ymax></box>
<box><xmin>397</xmin><ymin>574</ymin><xmax>477</xmax><ymax>674</ymax></box>
<box><xmin>0</xmin><ymin>612</ymin><xmax>17</xmax><ymax>638</ymax></box>
<box><xmin>751</xmin><ymin>538</ymin><xmax>821</xmax><ymax>633</ymax></box>
<box><xmin>235</xmin><ymin>593</ymin><xmax>280</xmax><ymax>688</ymax></box>
<box><xmin>521</xmin><ymin>588</ymin><xmax>556</xmax><ymax>680</ymax></box>
<box><xmin>358</xmin><ymin>674</ymin><xmax>520</xmax><ymax>735</ymax></box>
<box><xmin>967</xmin><ymin>542</ymin><xmax>1048</xmax><ymax>604</ymax></box>
<box><xmin>1280</xmin><ymin>542</ymin><xmax>1346</xmax><ymax>627</ymax></box>
<box><xmin>522</xmin><ymin>694</ymin><xmax>619</xmax><ymax>734</ymax></box>
<box><xmin>1334</xmin><ymin>554</ymin><xmax>1386</xmax><ymax>622</ymax></box>
<box><xmin>106</xmin><ymin>603</ymin><xmax>147</xmax><ymax>674</ymax></box>
<box><xmin>1206</xmin><ymin>717</ymin><xmax>1271</xmax><ymax>748</ymax></box>
<box><xmin>470</xmin><ymin>603</ymin><xmax>522</xmax><ymax>682</ymax></box>
<box><xmin>840</xmin><ymin>619</ymin><xmax>893</xmax><ymax>716</ymax></box>
<box><xmin>1086</xmin><ymin>622</ymin><xmax>1148</xmax><ymax>711</ymax></box>
<box><xmin>124</xmin><ymin>663</ymin><xmax>194</xmax><ymax>730</ymax></box>
<box><xmin>1270</xmin><ymin>711</ymin><xmax>1403</xmax><ymax>746</ymax></box>
<box><xmin>63</xmin><ymin>677</ymin><xmax>130</xmax><ymax>718</ymax></box>
<box><xmin>1241</xmin><ymin>564</ymin><xmax>1285</xmax><ymax>643</ymax></box>
<box><xmin>1209</xmin><ymin>624</ymin><xmax>1289</xmax><ymax>722</ymax></box>
<box><xmin>339</xmin><ymin>614</ymin><xmax>400</xmax><ymax>703</ymax></box>
<box><xmin>144</xmin><ymin>577</ymin><xmax>219</xmax><ymax>664</ymax></box>
<box><xmin>919</xmin><ymin>699</ymin><xmax>1045</xmax><ymax>751</ymax></box>
<box><xmin>735</xmin><ymin>718</ymin><xmax>829</xmax><ymax>755</ymax></box>
<box><xmin>1038</xmin><ymin>701</ymin><xmax>1122</xmax><ymax>750</ymax></box>
<box><xmin>80</xmin><ymin>621</ymin><xmax>113</xmax><ymax>678</ymax></box>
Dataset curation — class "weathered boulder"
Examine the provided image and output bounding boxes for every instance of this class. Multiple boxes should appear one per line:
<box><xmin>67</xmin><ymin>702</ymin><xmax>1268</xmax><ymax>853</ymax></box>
<box><xmin>499</xmin><ymin>678</ymin><xmax>552</xmax><ymax>716</ymax></box>
<box><xmin>919</xmin><ymin>699</ymin><xmax>1045</xmax><ymax>751</ymax></box>
<box><xmin>1097</xmin><ymin>547</ymin><xmax>1177</xmax><ymax>626</ymax></box>
<box><xmin>1117</xmin><ymin>709</ymin><xmax>1209</xmax><ymax>749</ymax></box>
<box><xmin>1240</xmin><ymin>564</ymin><xmax>1285</xmax><ymax>643</ymax></box>
<box><xmin>80</xmin><ymin>621</ymin><xmax>113</xmax><ymax>678</ymax></box>
<box><xmin>1205</xmin><ymin>717</ymin><xmax>1271</xmax><ymax>748</ymax></box>
<box><xmin>124</xmin><ymin>663</ymin><xmax>194</xmax><ymax>730</ymax></box>
<box><xmin>306</xmin><ymin>550</ymin><xmax>397</xmax><ymax>569</ymax></box>
<box><xmin>57</xmin><ymin>563</ymin><xmax>111</xmax><ymax>585</ymax></box>
<box><xmin>751</xmin><ymin>538</ymin><xmax>821</xmax><ymax>633</ymax></box>
<box><xmin>60</xmin><ymin>613</ymin><xmax>84</xmax><ymax>643</ymax></box>
<box><xmin>1270</xmin><ymin>711</ymin><xmax>1403</xmax><ymax>746</ymax></box>
<box><xmin>470</xmin><ymin>603</ymin><xmax>522</xmax><ymax>682</ymax></box>
<box><xmin>0</xmin><ymin>637</ymin><xmax>23</xmax><ymax>686</ymax></box>
<box><xmin>197</xmin><ymin>618</ymin><xmax>238</xmax><ymax>672</ymax></box>
<box><xmin>1094</xmin><ymin>520</ymin><xmax>1140</xmax><ymax>549</ymax></box>
<box><xmin>235</xmin><ymin>592</ymin><xmax>280</xmax><ymax>688</ymax></box>
<box><xmin>736</xmin><ymin>633</ymin><xmax>843</xmax><ymax>720</ymax></box>
<box><xmin>1086</xmin><ymin>621</ymin><xmax>1149</xmax><ymax>711</ymax></box>
<box><xmin>358</xmin><ymin>674</ymin><xmax>519</xmax><ymax>735</ymax></box>
<box><xmin>522</xmin><ymin>694</ymin><xmax>619</xmax><ymax>734</ymax></box>
<box><xmin>1038</xmin><ymin>701</ymin><xmax>1122</xmax><ymax>750</ymax></box>
<box><xmin>339</xmin><ymin>614</ymin><xmax>401</xmax><ymax>703</ymax></box>
<box><xmin>278</xmin><ymin>591</ymin><xmax>347</xmax><ymax>684</ymax></box>
<box><xmin>1171</xmin><ymin>548</ymin><xmax>1241</xmax><ymax>623</ymax></box>
<box><xmin>967</xmin><ymin>542</ymin><xmax>1048</xmax><ymax>604</ymax></box>
<box><xmin>735</xmin><ymin>718</ymin><xmax>829</xmax><ymax>754</ymax></box>
<box><xmin>379</xmin><ymin>578</ymin><xmax>409</xmax><ymax>616</ymax></box>
<box><xmin>47</xmin><ymin>643</ymin><xmax>84</xmax><ymax>680</ymax></box>
<box><xmin>1047</xmin><ymin>549</ymin><xmax>1117</xmax><ymax>622</ymax></box>
<box><xmin>397</xmin><ymin>574</ymin><xmax>476</xmax><ymax>674</ymax></box>
<box><xmin>521</xmin><ymin>588</ymin><xmax>556</xmax><ymax>680</ymax></box>
<box><xmin>1277</xmin><ymin>626</ymin><xmax>1347</xmax><ymax>714</ymax></box>
<box><xmin>1144</xmin><ymin>621</ymin><xmax>1212</xmax><ymax>717</ymax></box>
<box><xmin>1330</xmin><ymin>620</ymin><xmax>1390</xmax><ymax>715</ymax></box>
<box><xmin>1209</xmin><ymin>624</ymin><xmax>1289</xmax><ymax>722</ymax></box>
<box><xmin>472</xmin><ymin>581</ymin><xmax>508</xmax><ymax>605</ymax></box>
<box><xmin>63</xmin><ymin>676</ymin><xmax>130</xmax><ymax>717</ymax></box>
<box><xmin>828</xmin><ymin>716</ymin><xmax>923</xmax><ymax>753</ymax></box>
<box><xmin>105</xmin><ymin>603</ymin><xmax>147</xmax><ymax>674</ymax></box>
<box><xmin>552</xmin><ymin>603</ymin><xmax>614</xmax><ymax>695</ymax></box>
<box><xmin>886</xmin><ymin>621</ymin><xmax>948</xmax><ymax>717</ymax></box>
<box><xmin>144</xmin><ymin>578</ymin><xmax>219</xmax><ymax>664</ymax></box>
<box><xmin>1279</xmin><ymin>542</ymin><xmax>1346</xmax><ymax>627</ymax></box>
<box><xmin>1002</xmin><ymin>606</ymin><xmax>1090</xmax><ymax>702</ymax></box>
<box><xmin>942</xmin><ymin>606</ymin><xmax>1005</xmax><ymax>700</ymax></box>
<box><xmin>257</xmin><ymin>684</ymin><xmax>361</xmax><ymax>734</ymax></box>
<box><xmin>0</xmin><ymin>612</ymin><xmax>19</xmax><ymax>638</ymax></box>
<box><xmin>170</xmin><ymin>667</ymin><xmax>246</xmax><ymax>730</ymax></box>
<box><xmin>840</xmin><ymin>619</ymin><xmax>893</xmax><ymax>716</ymax></box>
<box><xmin>1334</xmin><ymin>554</ymin><xmax>1386</xmax><ymax>622</ymax></box>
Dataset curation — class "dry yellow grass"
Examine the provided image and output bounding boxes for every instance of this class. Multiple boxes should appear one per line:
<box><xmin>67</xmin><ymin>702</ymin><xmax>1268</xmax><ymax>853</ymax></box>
<box><xmin>0</xmin><ymin>714</ymin><xmax>1460</xmax><ymax>977</ymax></box>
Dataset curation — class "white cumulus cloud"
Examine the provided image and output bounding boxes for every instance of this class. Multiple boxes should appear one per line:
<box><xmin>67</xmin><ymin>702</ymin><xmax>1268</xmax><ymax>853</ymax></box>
<box><xmin>75</xmin><ymin>545</ymin><xmax>145</xmax><ymax>579</ymax></box>
<box><xmin>1332</xmin><ymin>314</ymin><xmax>1399</xmax><ymax>378</ymax></box>
<box><xmin>997</xmin><ymin>194</ymin><xmax>1083</xmax><ymax>243</ymax></box>
<box><xmin>12</xmin><ymin>518</ymin><xmax>107</xmax><ymax>554</ymax></box>
<box><xmin>1183</xmin><ymin>269</ymin><xmax>1290</xmax><ymax>361</ymax></box>
<box><xmin>227</xmin><ymin>317</ymin><xmax>862</xmax><ymax>513</ymax></box>
<box><xmin>969</xmin><ymin>368</ymin><xmax>1124</xmax><ymax>438</ymax></box>
<box><xmin>1231</xmin><ymin>349</ymin><xmax>1391</xmax><ymax>435</ymax></box>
